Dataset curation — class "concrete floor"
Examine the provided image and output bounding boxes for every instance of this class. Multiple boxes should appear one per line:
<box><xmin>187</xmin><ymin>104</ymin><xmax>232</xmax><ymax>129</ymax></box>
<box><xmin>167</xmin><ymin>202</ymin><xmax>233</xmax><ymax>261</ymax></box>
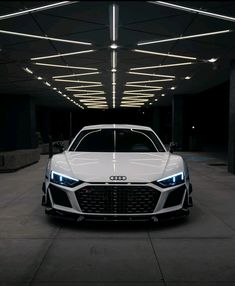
<box><xmin>0</xmin><ymin>152</ymin><xmax>235</xmax><ymax>286</ymax></box>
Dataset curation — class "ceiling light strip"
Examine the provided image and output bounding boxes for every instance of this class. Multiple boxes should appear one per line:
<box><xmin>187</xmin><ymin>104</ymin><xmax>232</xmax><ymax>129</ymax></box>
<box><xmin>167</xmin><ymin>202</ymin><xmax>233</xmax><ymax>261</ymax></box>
<box><xmin>110</xmin><ymin>4</ymin><xmax>118</xmax><ymax>42</ymax></box>
<box><xmin>0</xmin><ymin>2</ymin><xmax>78</xmax><ymax>20</ymax></box>
<box><xmin>73</xmin><ymin>92</ymin><xmax>105</xmax><ymax>96</ymax></box>
<box><xmin>149</xmin><ymin>1</ymin><xmax>235</xmax><ymax>23</ymax></box>
<box><xmin>85</xmin><ymin>104</ymin><xmax>108</xmax><ymax>106</ymax></box>
<box><xmin>122</xmin><ymin>96</ymin><xmax>154</xmax><ymax>99</ymax></box>
<box><xmin>125</xmin><ymin>84</ymin><xmax>163</xmax><ymax>88</ymax></box>
<box><xmin>86</xmin><ymin>106</ymin><xmax>108</xmax><ymax>109</ymax></box>
<box><xmin>22</xmin><ymin>66</ymin><xmax>84</xmax><ymax>109</ymax></box>
<box><xmin>138</xmin><ymin>29</ymin><xmax>231</xmax><ymax>45</ymax></box>
<box><xmin>65</xmin><ymin>84</ymin><xmax>103</xmax><ymax>88</ymax></box>
<box><xmin>52</xmin><ymin>72</ymin><xmax>99</xmax><ymax>79</ymax></box>
<box><xmin>128</xmin><ymin>71</ymin><xmax>175</xmax><ymax>78</ymax></box>
<box><xmin>134</xmin><ymin>49</ymin><xmax>197</xmax><ymax>60</ymax></box>
<box><xmin>120</xmin><ymin>104</ymin><xmax>143</xmax><ymax>108</ymax></box>
<box><xmin>121</xmin><ymin>103</ymin><xmax>145</xmax><ymax>105</ymax></box>
<box><xmin>123</xmin><ymin>92</ymin><xmax>155</xmax><ymax>96</ymax></box>
<box><xmin>126</xmin><ymin>79</ymin><xmax>174</xmax><ymax>84</ymax></box>
<box><xmin>31</xmin><ymin>50</ymin><xmax>95</xmax><ymax>61</ymax></box>
<box><xmin>62</xmin><ymin>80</ymin><xmax>101</xmax><ymax>84</ymax></box>
<box><xmin>55</xmin><ymin>79</ymin><xmax>102</xmax><ymax>83</ymax></box>
<box><xmin>121</xmin><ymin>99</ymin><xmax>149</xmax><ymax>103</ymax></box>
<box><xmin>80</xmin><ymin>100</ymin><xmax>107</xmax><ymax>104</ymax></box>
<box><xmin>66</xmin><ymin>89</ymin><xmax>104</xmax><ymax>93</ymax></box>
<box><xmin>112</xmin><ymin>51</ymin><xmax>117</xmax><ymax>69</ymax></box>
<box><xmin>66</xmin><ymin>87</ymin><xmax>103</xmax><ymax>91</ymax></box>
<box><xmin>74</xmin><ymin>96</ymin><xmax>106</xmax><ymax>99</ymax></box>
<box><xmin>124</xmin><ymin>88</ymin><xmax>162</xmax><ymax>92</ymax></box>
<box><xmin>34</xmin><ymin>62</ymin><xmax>97</xmax><ymax>70</ymax></box>
<box><xmin>0</xmin><ymin>29</ymin><xmax>92</xmax><ymax>45</ymax></box>
<box><xmin>130</xmin><ymin>62</ymin><xmax>193</xmax><ymax>70</ymax></box>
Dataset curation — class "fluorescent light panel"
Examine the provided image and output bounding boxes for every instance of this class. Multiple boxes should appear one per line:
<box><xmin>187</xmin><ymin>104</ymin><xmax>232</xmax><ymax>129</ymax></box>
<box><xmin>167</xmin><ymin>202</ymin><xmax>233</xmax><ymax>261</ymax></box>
<box><xmin>121</xmin><ymin>104</ymin><xmax>144</xmax><ymax>106</ymax></box>
<box><xmin>112</xmin><ymin>51</ymin><xmax>117</xmax><ymax>69</ymax></box>
<box><xmin>125</xmin><ymin>84</ymin><xmax>163</xmax><ymax>89</ymax></box>
<box><xmin>124</xmin><ymin>88</ymin><xmax>161</xmax><ymax>92</ymax></box>
<box><xmin>54</xmin><ymin>78</ymin><xmax>102</xmax><ymax>83</ymax></box>
<box><xmin>84</xmin><ymin>104</ymin><xmax>108</xmax><ymax>107</ymax></box>
<box><xmin>122</xmin><ymin>96</ymin><xmax>154</xmax><ymax>99</ymax></box>
<box><xmin>150</xmin><ymin>1</ymin><xmax>235</xmax><ymax>23</ymax></box>
<box><xmin>130</xmin><ymin>62</ymin><xmax>193</xmax><ymax>70</ymax></box>
<box><xmin>31</xmin><ymin>49</ymin><xmax>95</xmax><ymax>61</ymax></box>
<box><xmin>66</xmin><ymin>86</ymin><xmax>103</xmax><ymax>90</ymax></box>
<box><xmin>128</xmin><ymin>71</ymin><xmax>175</xmax><ymax>78</ymax></box>
<box><xmin>122</xmin><ymin>99</ymin><xmax>149</xmax><ymax>102</ymax></box>
<box><xmin>76</xmin><ymin>96</ymin><xmax>106</xmax><ymax>99</ymax></box>
<box><xmin>138</xmin><ymin>29</ymin><xmax>231</xmax><ymax>45</ymax></box>
<box><xmin>63</xmin><ymin>80</ymin><xmax>101</xmax><ymax>84</ymax></box>
<box><xmin>113</xmin><ymin>5</ymin><xmax>116</xmax><ymax>41</ymax></box>
<box><xmin>121</xmin><ymin>103</ymin><xmax>144</xmax><ymax>106</ymax></box>
<box><xmin>80</xmin><ymin>100</ymin><xmax>107</xmax><ymax>104</ymax></box>
<box><xmin>65</xmin><ymin>84</ymin><xmax>103</xmax><ymax>89</ymax></box>
<box><xmin>134</xmin><ymin>49</ymin><xmax>197</xmax><ymax>60</ymax></box>
<box><xmin>126</xmin><ymin>79</ymin><xmax>173</xmax><ymax>84</ymax></box>
<box><xmin>0</xmin><ymin>29</ymin><xmax>92</xmax><ymax>46</ymax></box>
<box><xmin>110</xmin><ymin>4</ymin><xmax>118</xmax><ymax>42</ymax></box>
<box><xmin>87</xmin><ymin>106</ymin><xmax>108</xmax><ymax>109</ymax></box>
<box><xmin>34</xmin><ymin>62</ymin><xmax>97</xmax><ymax>70</ymax></box>
<box><xmin>52</xmin><ymin>72</ymin><xmax>99</xmax><ymax>79</ymax></box>
<box><xmin>0</xmin><ymin>2</ymin><xmax>77</xmax><ymax>20</ymax></box>
<box><xmin>73</xmin><ymin>92</ymin><xmax>105</xmax><ymax>96</ymax></box>
<box><xmin>123</xmin><ymin>92</ymin><xmax>155</xmax><ymax>96</ymax></box>
<box><xmin>66</xmin><ymin>89</ymin><xmax>104</xmax><ymax>93</ymax></box>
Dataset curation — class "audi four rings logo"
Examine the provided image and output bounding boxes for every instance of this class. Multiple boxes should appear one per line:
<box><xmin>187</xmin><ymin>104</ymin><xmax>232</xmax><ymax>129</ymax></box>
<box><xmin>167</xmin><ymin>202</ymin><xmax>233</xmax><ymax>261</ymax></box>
<box><xmin>109</xmin><ymin>176</ymin><xmax>127</xmax><ymax>181</ymax></box>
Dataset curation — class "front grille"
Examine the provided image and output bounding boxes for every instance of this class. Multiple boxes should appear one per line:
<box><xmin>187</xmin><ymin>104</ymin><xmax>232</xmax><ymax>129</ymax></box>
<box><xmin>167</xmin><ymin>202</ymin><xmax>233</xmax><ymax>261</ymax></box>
<box><xmin>75</xmin><ymin>185</ymin><xmax>160</xmax><ymax>214</ymax></box>
<box><xmin>49</xmin><ymin>184</ymin><xmax>72</xmax><ymax>208</ymax></box>
<box><xmin>164</xmin><ymin>185</ymin><xmax>186</xmax><ymax>208</ymax></box>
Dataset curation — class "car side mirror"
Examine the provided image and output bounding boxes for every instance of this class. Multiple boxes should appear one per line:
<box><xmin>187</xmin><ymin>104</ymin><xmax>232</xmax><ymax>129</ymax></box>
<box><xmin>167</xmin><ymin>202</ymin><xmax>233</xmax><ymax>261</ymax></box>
<box><xmin>53</xmin><ymin>141</ymin><xmax>65</xmax><ymax>153</ymax></box>
<box><xmin>169</xmin><ymin>142</ymin><xmax>177</xmax><ymax>153</ymax></box>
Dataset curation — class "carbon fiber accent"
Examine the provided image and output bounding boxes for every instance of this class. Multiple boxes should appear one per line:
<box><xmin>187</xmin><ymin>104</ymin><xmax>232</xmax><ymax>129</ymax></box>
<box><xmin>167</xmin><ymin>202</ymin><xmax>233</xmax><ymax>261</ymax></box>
<box><xmin>49</xmin><ymin>184</ymin><xmax>72</xmax><ymax>208</ymax></box>
<box><xmin>164</xmin><ymin>185</ymin><xmax>186</xmax><ymax>208</ymax></box>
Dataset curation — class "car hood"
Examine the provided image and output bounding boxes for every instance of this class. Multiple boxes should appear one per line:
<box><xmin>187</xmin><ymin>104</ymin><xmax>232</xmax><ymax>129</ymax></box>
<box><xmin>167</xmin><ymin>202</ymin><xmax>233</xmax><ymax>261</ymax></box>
<box><xmin>51</xmin><ymin>151</ymin><xmax>184</xmax><ymax>183</ymax></box>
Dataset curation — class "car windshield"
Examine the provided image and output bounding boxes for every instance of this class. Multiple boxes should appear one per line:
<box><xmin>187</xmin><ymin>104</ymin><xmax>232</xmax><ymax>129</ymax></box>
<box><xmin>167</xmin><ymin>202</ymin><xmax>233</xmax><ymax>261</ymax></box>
<box><xmin>69</xmin><ymin>129</ymin><xmax>165</xmax><ymax>152</ymax></box>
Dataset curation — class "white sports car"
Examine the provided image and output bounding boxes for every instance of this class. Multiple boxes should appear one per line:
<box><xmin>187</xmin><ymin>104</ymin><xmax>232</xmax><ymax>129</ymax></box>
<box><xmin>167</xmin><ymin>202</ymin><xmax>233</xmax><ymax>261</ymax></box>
<box><xmin>42</xmin><ymin>124</ymin><xmax>193</xmax><ymax>222</ymax></box>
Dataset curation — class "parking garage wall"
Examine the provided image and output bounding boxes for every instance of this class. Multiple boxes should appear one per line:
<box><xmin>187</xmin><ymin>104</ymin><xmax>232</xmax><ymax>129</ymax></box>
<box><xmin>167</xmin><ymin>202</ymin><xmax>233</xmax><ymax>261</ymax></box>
<box><xmin>183</xmin><ymin>81</ymin><xmax>229</xmax><ymax>152</ymax></box>
<box><xmin>0</xmin><ymin>95</ymin><xmax>37</xmax><ymax>151</ymax></box>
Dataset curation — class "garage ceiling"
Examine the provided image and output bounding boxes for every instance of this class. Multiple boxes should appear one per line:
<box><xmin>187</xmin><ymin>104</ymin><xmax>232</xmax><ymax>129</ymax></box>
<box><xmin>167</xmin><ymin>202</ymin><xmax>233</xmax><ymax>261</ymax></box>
<box><xmin>0</xmin><ymin>1</ymin><xmax>235</xmax><ymax>109</ymax></box>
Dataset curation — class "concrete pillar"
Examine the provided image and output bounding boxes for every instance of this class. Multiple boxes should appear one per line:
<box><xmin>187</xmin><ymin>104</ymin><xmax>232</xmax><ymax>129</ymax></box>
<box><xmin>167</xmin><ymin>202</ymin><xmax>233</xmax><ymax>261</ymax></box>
<box><xmin>228</xmin><ymin>60</ymin><xmax>235</xmax><ymax>174</ymax></box>
<box><xmin>0</xmin><ymin>95</ymin><xmax>37</xmax><ymax>151</ymax></box>
<box><xmin>172</xmin><ymin>95</ymin><xmax>184</xmax><ymax>149</ymax></box>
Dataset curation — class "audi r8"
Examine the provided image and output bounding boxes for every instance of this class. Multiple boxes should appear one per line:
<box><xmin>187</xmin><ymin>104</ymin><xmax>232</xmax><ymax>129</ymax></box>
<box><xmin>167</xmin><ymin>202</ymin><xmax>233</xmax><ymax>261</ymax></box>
<box><xmin>42</xmin><ymin>124</ymin><xmax>193</xmax><ymax>222</ymax></box>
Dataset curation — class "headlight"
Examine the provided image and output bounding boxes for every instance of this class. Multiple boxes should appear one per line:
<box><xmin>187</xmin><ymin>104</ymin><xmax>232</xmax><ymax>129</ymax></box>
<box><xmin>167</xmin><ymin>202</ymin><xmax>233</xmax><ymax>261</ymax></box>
<box><xmin>50</xmin><ymin>171</ymin><xmax>79</xmax><ymax>187</ymax></box>
<box><xmin>156</xmin><ymin>172</ymin><xmax>184</xmax><ymax>188</ymax></box>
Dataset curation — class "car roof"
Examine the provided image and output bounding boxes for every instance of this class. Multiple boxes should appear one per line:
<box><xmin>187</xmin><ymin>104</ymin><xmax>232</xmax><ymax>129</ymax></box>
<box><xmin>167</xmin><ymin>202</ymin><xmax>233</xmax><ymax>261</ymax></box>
<box><xmin>81</xmin><ymin>124</ymin><xmax>153</xmax><ymax>131</ymax></box>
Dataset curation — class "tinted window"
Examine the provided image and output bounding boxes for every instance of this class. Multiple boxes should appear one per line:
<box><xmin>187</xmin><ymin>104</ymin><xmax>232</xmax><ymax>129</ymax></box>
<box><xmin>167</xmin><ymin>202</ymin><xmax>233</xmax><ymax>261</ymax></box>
<box><xmin>116</xmin><ymin>129</ymin><xmax>156</xmax><ymax>152</ymax></box>
<box><xmin>69</xmin><ymin>129</ymin><xmax>165</xmax><ymax>152</ymax></box>
<box><xmin>70</xmin><ymin>129</ymin><xmax>114</xmax><ymax>152</ymax></box>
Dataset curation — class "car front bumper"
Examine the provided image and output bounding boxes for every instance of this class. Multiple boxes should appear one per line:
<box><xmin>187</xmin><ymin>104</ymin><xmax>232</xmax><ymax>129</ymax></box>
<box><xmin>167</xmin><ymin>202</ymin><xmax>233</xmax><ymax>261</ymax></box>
<box><xmin>42</xmin><ymin>180</ymin><xmax>192</xmax><ymax>222</ymax></box>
